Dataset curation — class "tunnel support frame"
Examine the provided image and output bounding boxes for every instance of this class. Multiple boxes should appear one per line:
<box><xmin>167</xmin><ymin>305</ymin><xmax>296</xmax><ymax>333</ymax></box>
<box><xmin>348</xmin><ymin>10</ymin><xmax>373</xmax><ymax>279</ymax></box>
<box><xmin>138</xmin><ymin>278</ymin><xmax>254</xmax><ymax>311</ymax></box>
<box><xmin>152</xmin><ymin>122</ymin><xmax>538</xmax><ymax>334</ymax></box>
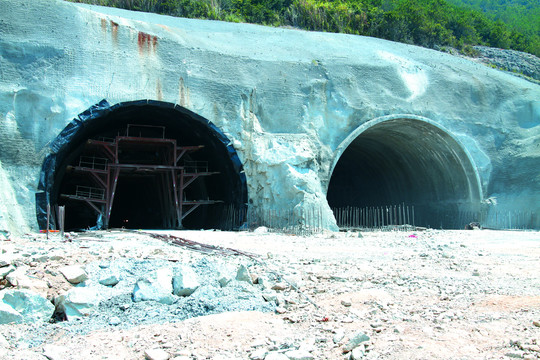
<box><xmin>60</xmin><ymin>124</ymin><xmax>221</xmax><ymax>229</ymax></box>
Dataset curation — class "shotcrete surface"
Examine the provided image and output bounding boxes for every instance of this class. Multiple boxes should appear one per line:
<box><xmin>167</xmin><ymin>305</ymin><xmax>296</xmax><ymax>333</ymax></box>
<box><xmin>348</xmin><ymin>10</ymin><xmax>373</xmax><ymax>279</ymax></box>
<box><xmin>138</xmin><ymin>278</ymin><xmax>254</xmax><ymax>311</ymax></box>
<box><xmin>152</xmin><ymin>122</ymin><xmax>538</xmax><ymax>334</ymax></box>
<box><xmin>0</xmin><ymin>0</ymin><xmax>539</xmax><ymax>232</ymax></box>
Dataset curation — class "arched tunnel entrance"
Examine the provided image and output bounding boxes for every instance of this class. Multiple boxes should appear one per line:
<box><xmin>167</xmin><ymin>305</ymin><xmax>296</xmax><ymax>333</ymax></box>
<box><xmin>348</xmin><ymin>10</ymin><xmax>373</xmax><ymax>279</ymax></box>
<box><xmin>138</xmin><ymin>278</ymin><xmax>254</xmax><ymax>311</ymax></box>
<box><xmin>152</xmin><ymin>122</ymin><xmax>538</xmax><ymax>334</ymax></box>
<box><xmin>36</xmin><ymin>100</ymin><xmax>247</xmax><ymax>231</ymax></box>
<box><xmin>327</xmin><ymin>117</ymin><xmax>482</xmax><ymax>229</ymax></box>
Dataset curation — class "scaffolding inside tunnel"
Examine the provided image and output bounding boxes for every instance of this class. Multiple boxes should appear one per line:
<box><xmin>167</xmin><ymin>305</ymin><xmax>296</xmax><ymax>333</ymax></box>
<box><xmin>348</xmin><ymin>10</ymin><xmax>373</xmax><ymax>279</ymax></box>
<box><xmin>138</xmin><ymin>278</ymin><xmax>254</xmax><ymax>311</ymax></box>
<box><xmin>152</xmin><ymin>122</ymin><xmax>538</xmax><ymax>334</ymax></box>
<box><xmin>36</xmin><ymin>100</ymin><xmax>247</xmax><ymax>232</ymax></box>
<box><xmin>60</xmin><ymin>124</ymin><xmax>221</xmax><ymax>229</ymax></box>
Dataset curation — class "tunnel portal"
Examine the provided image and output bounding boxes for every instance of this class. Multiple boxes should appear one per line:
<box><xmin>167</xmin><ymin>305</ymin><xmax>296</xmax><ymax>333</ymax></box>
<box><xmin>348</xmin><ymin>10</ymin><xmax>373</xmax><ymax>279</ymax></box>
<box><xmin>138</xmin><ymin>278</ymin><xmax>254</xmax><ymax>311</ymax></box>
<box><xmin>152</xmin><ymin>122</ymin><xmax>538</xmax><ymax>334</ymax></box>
<box><xmin>38</xmin><ymin>100</ymin><xmax>247</xmax><ymax>231</ymax></box>
<box><xmin>327</xmin><ymin>117</ymin><xmax>482</xmax><ymax>229</ymax></box>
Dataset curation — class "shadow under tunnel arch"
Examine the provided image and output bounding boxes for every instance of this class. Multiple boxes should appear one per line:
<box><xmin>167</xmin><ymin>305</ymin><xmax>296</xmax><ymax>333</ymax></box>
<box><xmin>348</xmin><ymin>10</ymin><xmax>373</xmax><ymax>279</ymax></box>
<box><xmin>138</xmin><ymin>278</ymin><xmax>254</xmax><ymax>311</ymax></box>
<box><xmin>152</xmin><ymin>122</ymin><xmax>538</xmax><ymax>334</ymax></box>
<box><xmin>36</xmin><ymin>100</ymin><xmax>247</xmax><ymax>231</ymax></box>
<box><xmin>327</xmin><ymin>117</ymin><xmax>482</xmax><ymax>229</ymax></box>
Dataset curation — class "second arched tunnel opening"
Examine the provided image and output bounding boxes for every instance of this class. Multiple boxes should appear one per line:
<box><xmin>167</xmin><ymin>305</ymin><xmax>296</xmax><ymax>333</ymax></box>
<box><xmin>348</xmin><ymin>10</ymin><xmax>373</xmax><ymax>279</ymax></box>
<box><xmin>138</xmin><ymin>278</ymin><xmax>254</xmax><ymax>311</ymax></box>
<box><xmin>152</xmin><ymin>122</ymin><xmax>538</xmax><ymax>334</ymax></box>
<box><xmin>42</xmin><ymin>100</ymin><xmax>247</xmax><ymax>231</ymax></box>
<box><xmin>327</xmin><ymin>118</ymin><xmax>481</xmax><ymax>229</ymax></box>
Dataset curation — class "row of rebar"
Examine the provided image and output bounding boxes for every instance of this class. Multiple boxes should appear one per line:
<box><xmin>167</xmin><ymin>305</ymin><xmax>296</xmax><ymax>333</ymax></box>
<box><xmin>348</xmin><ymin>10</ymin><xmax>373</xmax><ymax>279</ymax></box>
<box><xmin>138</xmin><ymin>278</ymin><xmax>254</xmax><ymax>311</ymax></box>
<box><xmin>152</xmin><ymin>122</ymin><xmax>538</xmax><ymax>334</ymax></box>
<box><xmin>333</xmin><ymin>205</ymin><xmax>415</xmax><ymax>230</ymax></box>
<box><xmin>217</xmin><ymin>204</ymin><xmax>538</xmax><ymax>233</ymax></box>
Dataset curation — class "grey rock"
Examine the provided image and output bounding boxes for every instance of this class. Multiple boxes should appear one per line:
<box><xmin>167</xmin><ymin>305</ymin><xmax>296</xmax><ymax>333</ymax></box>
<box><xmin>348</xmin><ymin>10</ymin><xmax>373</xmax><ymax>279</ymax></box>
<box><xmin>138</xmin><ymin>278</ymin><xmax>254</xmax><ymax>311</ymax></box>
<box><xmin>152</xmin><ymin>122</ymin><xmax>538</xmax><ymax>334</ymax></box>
<box><xmin>59</xmin><ymin>265</ymin><xmax>88</xmax><ymax>284</ymax></box>
<box><xmin>521</xmin><ymin>344</ymin><xmax>540</xmax><ymax>352</ymax></box>
<box><xmin>262</xmin><ymin>292</ymin><xmax>278</xmax><ymax>303</ymax></box>
<box><xmin>333</xmin><ymin>329</ymin><xmax>345</xmax><ymax>344</ymax></box>
<box><xmin>272</xmin><ymin>283</ymin><xmax>288</xmax><ymax>291</ymax></box>
<box><xmin>275</xmin><ymin>306</ymin><xmax>287</xmax><ymax>314</ymax></box>
<box><xmin>283</xmin><ymin>275</ymin><xmax>302</xmax><ymax>289</ymax></box>
<box><xmin>49</xmin><ymin>254</ymin><xmax>64</xmax><ymax>261</ymax></box>
<box><xmin>109</xmin><ymin>316</ymin><xmax>121</xmax><ymax>326</ymax></box>
<box><xmin>55</xmin><ymin>287</ymin><xmax>101</xmax><ymax>320</ymax></box>
<box><xmin>189</xmin><ymin>285</ymin><xmax>221</xmax><ymax>302</ymax></box>
<box><xmin>99</xmin><ymin>274</ymin><xmax>120</xmax><ymax>287</ymax></box>
<box><xmin>505</xmin><ymin>351</ymin><xmax>524</xmax><ymax>359</ymax></box>
<box><xmin>393</xmin><ymin>325</ymin><xmax>404</xmax><ymax>334</ymax></box>
<box><xmin>145</xmin><ymin>348</ymin><xmax>170</xmax><ymax>360</ymax></box>
<box><xmin>33</xmin><ymin>255</ymin><xmax>49</xmax><ymax>263</ymax></box>
<box><xmin>0</xmin><ymin>301</ymin><xmax>22</xmax><ymax>324</ymax></box>
<box><xmin>344</xmin><ymin>332</ymin><xmax>370</xmax><ymax>352</ymax></box>
<box><xmin>257</xmin><ymin>275</ymin><xmax>271</xmax><ymax>290</ymax></box>
<box><xmin>350</xmin><ymin>347</ymin><xmax>365</xmax><ymax>360</ymax></box>
<box><xmin>441</xmin><ymin>251</ymin><xmax>453</xmax><ymax>259</ymax></box>
<box><xmin>285</xmin><ymin>349</ymin><xmax>314</xmax><ymax>360</ymax></box>
<box><xmin>0</xmin><ymin>265</ymin><xmax>14</xmax><ymax>278</ymax></box>
<box><xmin>172</xmin><ymin>266</ymin><xmax>200</xmax><ymax>296</ymax></box>
<box><xmin>133</xmin><ymin>268</ymin><xmax>175</xmax><ymax>305</ymax></box>
<box><xmin>236</xmin><ymin>264</ymin><xmax>253</xmax><ymax>284</ymax></box>
<box><xmin>0</xmin><ymin>289</ymin><xmax>54</xmax><ymax>323</ymax></box>
<box><xmin>250</xmin><ymin>348</ymin><xmax>268</xmax><ymax>360</ymax></box>
<box><xmin>217</xmin><ymin>266</ymin><xmax>234</xmax><ymax>288</ymax></box>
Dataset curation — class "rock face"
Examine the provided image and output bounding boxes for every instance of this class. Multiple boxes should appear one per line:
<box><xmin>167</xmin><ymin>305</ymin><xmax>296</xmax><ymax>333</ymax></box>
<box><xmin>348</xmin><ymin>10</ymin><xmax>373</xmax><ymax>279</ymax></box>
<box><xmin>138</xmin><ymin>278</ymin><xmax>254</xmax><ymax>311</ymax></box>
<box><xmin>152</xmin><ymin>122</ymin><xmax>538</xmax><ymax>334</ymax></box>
<box><xmin>0</xmin><ymin>0</ymin><xmax>539</xmax><ymax>232</ymax></box>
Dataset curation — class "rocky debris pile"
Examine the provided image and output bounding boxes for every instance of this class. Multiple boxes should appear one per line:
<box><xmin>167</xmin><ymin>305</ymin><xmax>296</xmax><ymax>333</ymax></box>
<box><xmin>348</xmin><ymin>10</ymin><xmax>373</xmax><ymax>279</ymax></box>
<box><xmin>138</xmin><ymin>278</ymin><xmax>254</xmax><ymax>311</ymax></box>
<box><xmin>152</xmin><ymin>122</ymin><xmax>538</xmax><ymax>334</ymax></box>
<box><xmin>472</xmin><ymin>46</ymin><xmax>540</xmax><ymax>81</ymax></box>
<box><xmin>0</xmin><ymin>231</ymin><xmax>285</xmax><ymax>339</ymax></box>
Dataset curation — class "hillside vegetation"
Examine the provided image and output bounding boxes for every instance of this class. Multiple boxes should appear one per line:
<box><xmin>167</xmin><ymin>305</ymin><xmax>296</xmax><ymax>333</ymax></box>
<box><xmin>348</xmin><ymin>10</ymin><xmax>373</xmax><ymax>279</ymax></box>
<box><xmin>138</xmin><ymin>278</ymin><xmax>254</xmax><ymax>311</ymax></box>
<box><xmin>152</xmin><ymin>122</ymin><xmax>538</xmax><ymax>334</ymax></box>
<box><xmin>67</xmin><ymin>0</ymin><xmax>539</xmax><ymax>56</ymax></box>
<box><xmin>447</xmin><ymin>0</ymin><xmax>539</xmax><ymax>43</ymax></box>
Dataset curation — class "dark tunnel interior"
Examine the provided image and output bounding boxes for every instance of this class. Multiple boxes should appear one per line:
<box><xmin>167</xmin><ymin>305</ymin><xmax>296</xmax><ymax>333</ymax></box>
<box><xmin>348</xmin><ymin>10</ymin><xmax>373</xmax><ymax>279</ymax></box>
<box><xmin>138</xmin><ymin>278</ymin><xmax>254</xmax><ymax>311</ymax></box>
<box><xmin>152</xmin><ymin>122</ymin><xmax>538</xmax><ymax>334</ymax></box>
<box><xmin>51</xmin><ymin>101</ymin><xmax>246</xmax><ymax>231</ymax></box>
<box><xmin>327</xmin><ymin>119</ymin><xmax>481</xmax><ymax>229</ymax></box>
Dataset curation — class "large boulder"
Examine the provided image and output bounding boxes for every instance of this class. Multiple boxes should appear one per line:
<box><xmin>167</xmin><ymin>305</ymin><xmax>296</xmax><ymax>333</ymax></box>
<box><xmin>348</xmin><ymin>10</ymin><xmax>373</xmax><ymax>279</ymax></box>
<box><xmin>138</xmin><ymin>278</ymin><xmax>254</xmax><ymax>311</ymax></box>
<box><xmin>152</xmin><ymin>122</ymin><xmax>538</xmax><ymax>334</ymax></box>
<box><xmin>172</xmin><ymin>266</ymin><xmax>200</xmax><ymax>297</ymax></box>
<box><xmin>0</xmin><ymin>289</ymin><xmax>54</xmax><ymax>324</ymax></box>
<box><xmin>59</xmin><ymin>265</ymin><xmax>88</xmax><ymax>284</ymax></box>
<box><xmin>55</xmin><ymin>286</ymin><xmax>101</xmax><ymax>320</ymax></box>
<box><xmin>133</xmin><ymin>267</ymin><xmax>175</xmax><ymax>305</ymax></box>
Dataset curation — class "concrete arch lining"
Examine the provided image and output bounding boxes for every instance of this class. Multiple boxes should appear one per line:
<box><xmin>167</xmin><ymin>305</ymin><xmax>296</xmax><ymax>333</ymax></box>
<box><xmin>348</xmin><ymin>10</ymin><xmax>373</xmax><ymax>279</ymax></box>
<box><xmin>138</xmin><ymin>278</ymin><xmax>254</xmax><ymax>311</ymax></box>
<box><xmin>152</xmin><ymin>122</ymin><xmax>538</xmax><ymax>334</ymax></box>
<box><xmin>327</xmin><ymin>115</ymin><xmax>483</xmax><ymax>228</ymax></box>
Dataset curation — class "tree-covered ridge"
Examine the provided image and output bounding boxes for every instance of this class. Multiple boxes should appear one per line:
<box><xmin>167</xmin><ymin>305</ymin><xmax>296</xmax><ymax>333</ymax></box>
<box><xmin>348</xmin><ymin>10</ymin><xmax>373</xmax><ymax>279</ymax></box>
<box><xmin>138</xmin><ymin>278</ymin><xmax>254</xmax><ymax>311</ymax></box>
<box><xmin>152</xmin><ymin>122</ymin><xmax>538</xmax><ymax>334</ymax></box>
<box><xmin>447</xmin><ymin>0</ymin><xmax>539</xmax><ymax>35</ymax></box>
<box><xmin>446</xmin><ymin>0</ymin><xmax>539</xmax><ymax>55</ymax></box>
<box><xmin>67</xmin><ymin>0</ymin><xmax>540</xmax><ymax>56</ymax></box>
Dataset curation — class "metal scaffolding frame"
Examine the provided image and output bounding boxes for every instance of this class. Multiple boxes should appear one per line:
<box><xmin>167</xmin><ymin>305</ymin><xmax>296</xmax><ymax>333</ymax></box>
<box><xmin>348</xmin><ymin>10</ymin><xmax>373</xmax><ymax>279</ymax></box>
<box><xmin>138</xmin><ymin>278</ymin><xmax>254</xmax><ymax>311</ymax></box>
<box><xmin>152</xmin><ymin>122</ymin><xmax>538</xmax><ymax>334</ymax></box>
<box><xmin>61</xmin><ymin>124</ymin><xmax>220</xmax><ymax>229</ymax></box>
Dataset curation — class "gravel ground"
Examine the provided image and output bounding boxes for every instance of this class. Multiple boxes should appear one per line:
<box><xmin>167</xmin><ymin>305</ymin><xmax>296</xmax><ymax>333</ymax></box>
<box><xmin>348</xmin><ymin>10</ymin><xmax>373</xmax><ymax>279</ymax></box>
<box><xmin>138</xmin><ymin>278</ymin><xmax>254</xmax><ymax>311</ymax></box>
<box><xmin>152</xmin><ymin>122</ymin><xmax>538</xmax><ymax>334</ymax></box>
<box><xmin>0</xmin><ymin>228</ymin><xmax>539</xmax><ymax>359</ymax></box>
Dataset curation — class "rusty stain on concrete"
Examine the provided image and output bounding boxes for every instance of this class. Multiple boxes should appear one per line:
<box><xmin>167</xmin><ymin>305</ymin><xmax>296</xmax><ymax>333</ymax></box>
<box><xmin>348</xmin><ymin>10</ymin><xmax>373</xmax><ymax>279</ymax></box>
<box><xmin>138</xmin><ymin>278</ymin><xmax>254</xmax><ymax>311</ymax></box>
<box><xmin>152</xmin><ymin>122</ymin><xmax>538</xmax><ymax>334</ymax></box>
<box><xmin>138</xmin><ymin>32</ymin><xmax>158</xmax><ymax>55</ymax></box>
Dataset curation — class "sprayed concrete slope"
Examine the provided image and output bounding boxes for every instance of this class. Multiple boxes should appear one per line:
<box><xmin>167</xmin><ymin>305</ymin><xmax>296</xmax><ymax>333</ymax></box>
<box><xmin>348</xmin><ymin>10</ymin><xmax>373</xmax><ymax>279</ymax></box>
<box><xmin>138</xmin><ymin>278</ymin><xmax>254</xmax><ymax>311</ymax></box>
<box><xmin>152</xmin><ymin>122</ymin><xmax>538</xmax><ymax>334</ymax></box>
<box><xmin>0</xmin><ymin>0</ymin><xmax>539</xmax><ymax>232</ymax></box>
